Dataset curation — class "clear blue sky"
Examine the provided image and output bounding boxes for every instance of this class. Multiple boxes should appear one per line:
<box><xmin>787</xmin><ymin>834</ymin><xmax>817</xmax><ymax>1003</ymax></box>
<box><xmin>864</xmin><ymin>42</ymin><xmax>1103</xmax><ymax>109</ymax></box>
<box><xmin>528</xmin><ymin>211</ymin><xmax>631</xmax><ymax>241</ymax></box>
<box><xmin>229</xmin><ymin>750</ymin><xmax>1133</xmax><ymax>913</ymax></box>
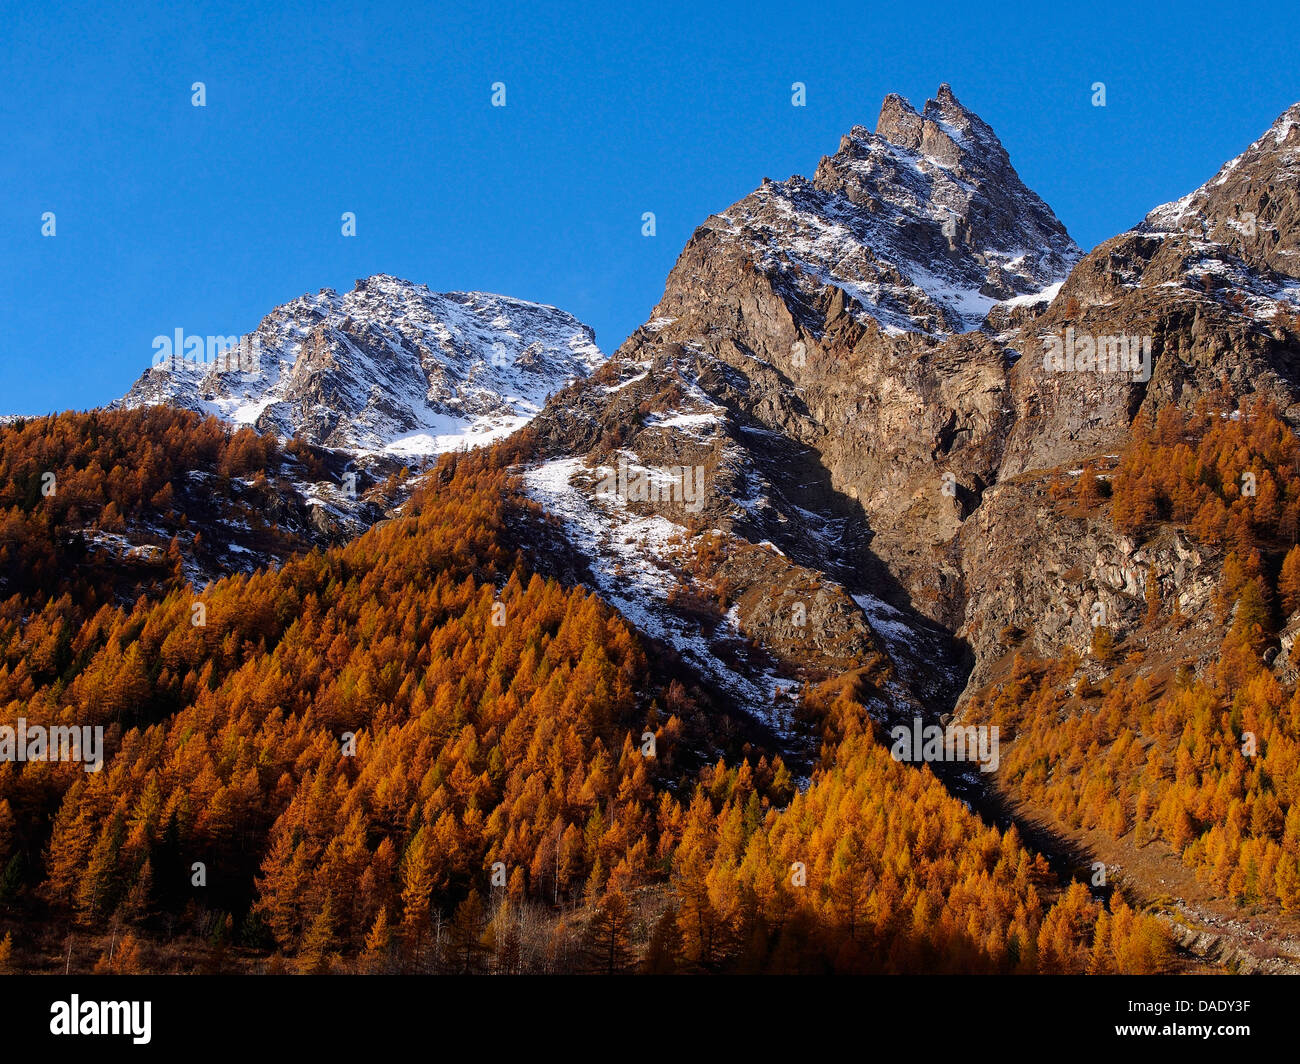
<box><xmin>3</xmin><ymin>0</ymin><xmax>1297</xmax><ymax>415</ymax></box>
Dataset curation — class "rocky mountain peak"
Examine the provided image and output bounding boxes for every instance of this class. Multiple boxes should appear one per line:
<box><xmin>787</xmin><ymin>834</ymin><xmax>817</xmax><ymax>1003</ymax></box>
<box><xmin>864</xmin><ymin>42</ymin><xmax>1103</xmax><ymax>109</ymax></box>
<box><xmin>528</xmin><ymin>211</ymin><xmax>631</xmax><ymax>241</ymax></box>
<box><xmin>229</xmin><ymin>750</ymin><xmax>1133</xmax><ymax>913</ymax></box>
<box><xmin>1141</xmin><ymin>100</ymin><xmax>1300</xmax><ymax>278</ymax></box>
<box><xmin>874</xmin><ymin>92</ymin><xmax>924</xmax><ymax>147</ymax></box>
<box><xmin>872</xmin><ymin>83</ymin><xmax>1010</xmax><ymax>176</ymax></box>
<box><xmin>659</xmin><ymin>86</ymin><xmax>1079</xmax><ymax>339</ymax></box>
<box><xmin>114</xmin><ymin>274</ymin><xmax>604</xmax><ymax>456</ymax></box>
<box><xmin>524</xmin><ymin>93</ymin><xmax>1300</xmax><ymax>773</ymax></box>
<box><xmin>817</xmin><ymin>85</ymin><xmax>1075</xmax><ymax>312</ymax></box>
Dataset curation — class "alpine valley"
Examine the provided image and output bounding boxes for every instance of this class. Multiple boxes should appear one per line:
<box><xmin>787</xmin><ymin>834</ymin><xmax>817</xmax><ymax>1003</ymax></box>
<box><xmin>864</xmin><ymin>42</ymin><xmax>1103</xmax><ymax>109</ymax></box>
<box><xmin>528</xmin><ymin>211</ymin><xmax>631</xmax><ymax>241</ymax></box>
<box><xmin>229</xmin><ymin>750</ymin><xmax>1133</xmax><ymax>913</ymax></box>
<box><xmin>4</xmin><ymin>86</ymin><xmax>1300</xmax><ymax>975</ymax></box>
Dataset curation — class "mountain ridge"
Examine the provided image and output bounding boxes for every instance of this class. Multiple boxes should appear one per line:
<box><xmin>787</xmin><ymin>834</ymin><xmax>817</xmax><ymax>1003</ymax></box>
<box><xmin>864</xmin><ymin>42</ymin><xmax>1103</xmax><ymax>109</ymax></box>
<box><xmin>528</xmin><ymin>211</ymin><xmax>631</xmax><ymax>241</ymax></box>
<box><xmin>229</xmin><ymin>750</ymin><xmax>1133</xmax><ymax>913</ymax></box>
<box><xmin>114</xmin><ymin>274</ymin><xmax>605</xmax><ymax>456</ymax></box>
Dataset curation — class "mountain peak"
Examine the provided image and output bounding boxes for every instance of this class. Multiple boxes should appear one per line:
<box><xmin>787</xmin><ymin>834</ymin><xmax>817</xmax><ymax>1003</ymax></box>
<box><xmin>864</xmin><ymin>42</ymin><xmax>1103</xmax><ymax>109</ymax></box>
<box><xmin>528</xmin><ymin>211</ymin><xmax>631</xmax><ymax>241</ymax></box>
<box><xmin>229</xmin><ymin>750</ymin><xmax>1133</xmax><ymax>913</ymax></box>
<box><xmin>704</xmin><ymin>85</ymin><xmax>1081</xmax><ymax>335</ymax></box>
<box><xmin>115</xmin><ymin>276</ymin><xmax>605</xmax><ymax>455</ymax></box>
<box><xmin>1141</xmin><ymin>99</ymin><xmax>1300</xmax><ymax>278</ymax></box>
<box><xmin>924</xmin><ymin>82</ymin><xmax>971</xmax><ymax>127</ymax></box>
<box><xmin>872</xmin><ymin>85</ymin><xmax>1012</xmax><ymax>177</ymax></box>
<box><xmin>875</xmin><ymin>92</ymin><xmax>923</xmax><ymax>146</ymax></box>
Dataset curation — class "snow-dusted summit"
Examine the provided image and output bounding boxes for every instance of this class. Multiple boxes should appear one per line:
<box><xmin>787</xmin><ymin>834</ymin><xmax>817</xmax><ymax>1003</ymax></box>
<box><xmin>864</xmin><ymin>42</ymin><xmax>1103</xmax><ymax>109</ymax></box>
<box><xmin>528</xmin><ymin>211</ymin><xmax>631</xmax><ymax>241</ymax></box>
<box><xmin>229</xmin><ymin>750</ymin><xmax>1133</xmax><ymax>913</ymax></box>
<box><xmin>699</xmin><ymin>84</ymin><xmax>1080</xmax><ymax>336</ymax></box>
<box><xmin>116</xmin><ymin>275</ymin><xmax>605</xmax><ymax>455</ymax></box>
<box><xmin>1140</xmin><ymin>101</ymin><xmax>1300</xmax><ymax>282</ymax></box>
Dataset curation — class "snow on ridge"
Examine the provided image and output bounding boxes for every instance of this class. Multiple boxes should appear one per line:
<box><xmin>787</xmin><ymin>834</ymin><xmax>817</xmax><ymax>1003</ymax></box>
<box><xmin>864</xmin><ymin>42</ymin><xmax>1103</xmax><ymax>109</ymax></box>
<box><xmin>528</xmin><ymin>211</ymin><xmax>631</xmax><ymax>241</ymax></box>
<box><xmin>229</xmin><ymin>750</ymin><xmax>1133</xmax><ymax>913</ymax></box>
<box><xmin>708</xmin><ymin>110</ymin><xmax>1079</xmax><ymax>339</ymax></box>
<box><xmin>998</xmin><ymin>280</ymin><xmax>1065</xmax><ymax>309</ymax></box>
<box><xmin>520</xmin><ymin>457</ymin><xmax>797</xmax><ymax>736</ymax></box>
<box><xmin>1143</xmin><ymin>101</ymin><xmax>1300</xmax><ymax>236</ymax></box>
<box><xmin>114</xmin><ymin>274</ymin><xmax>606</xmax><ymax>455</ymax></box>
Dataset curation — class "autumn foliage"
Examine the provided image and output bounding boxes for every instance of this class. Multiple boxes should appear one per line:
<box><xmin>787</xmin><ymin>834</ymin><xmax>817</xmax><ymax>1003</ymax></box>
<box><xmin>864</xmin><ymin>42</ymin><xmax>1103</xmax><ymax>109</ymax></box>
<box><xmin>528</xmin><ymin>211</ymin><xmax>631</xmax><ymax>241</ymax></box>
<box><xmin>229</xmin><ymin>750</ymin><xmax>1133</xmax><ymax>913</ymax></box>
<box><xmin>0</xmin><ymin>415</ymin><xmax>1166</xmax><ymax>973</ymax></box>
<box><xmin>0</xmin><ymin>407</ymin><xmax>309</xmax><ymax>617</ymax></box>
<box><xmin>968</xmin><ymin>395</ymin><xmax>1300</xmax><ymax>919</ymax></box>
<box><xmin>1111</xmin><ymin>395</ymin><xmax>1300</xmax><ymax>547</ymax></box>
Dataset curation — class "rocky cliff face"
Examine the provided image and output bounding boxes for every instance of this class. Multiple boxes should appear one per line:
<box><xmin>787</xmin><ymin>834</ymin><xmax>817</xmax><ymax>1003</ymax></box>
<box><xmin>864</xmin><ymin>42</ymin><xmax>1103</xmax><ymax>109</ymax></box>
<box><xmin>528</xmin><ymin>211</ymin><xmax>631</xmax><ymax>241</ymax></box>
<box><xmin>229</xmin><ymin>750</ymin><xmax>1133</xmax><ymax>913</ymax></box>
<box><xmin>115</xmin><ymin>275</ymin><xmax>605</xmax><ymax>456</ymax></box>
<box><xmin>524</xmin><ymin>86</ymin><xmax>1080</xmax><ymax>721</ymax></box>
<box><xmin>961</xmin><ymin>102</ymin><xmax>1300</xmax><ymax>691</ymax></box>
<box><xmin>524</xmin><ymin>88</ymin><xmax>1300</xmax><ymax>728</ymax></box>
<box><xmin>997</xmin><ymin>103</ymin><xmax>1300</xmax><ymax>482</ymax></box>
<box><xmin>109</xmin><ymin>88</ymin><xmax>1300</xmax><ymax>744</ymax></box>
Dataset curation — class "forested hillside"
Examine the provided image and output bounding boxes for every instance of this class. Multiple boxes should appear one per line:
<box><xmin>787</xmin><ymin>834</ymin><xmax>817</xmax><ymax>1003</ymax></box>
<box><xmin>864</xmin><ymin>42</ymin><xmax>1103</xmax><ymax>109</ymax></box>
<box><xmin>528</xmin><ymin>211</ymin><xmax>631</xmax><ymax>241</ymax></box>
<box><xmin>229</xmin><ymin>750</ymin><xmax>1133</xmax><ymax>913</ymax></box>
<box><xmin>967</xmin><ymin>398</ymin><xmax>1300</xmax><ymax>956</ymax></box>
<box><xmin>0</xmin><ymin>416</ymin><xmax>1167</xmax><ymax>974</ymax></box>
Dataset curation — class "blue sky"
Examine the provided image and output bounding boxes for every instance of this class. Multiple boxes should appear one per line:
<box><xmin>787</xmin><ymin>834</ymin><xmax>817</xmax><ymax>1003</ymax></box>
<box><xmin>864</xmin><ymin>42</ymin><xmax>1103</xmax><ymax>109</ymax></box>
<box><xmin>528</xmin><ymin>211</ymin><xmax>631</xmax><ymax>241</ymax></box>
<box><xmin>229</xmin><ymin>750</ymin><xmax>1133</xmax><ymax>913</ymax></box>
<box><xmin>3</xmin><ymin>0</ymin><xmax>1297</xmax><ymax>415</ymax></box>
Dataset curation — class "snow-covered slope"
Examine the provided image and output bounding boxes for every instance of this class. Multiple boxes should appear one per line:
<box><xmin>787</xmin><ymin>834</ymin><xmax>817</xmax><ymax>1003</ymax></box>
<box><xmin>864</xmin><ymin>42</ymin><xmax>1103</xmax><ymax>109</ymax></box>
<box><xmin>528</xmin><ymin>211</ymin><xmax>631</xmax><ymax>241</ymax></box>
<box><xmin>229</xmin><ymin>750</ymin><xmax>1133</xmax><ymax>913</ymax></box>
<box><xmin>115</xmin><ymin>274</ymin><xmax>605</xmax><ymax>454</ymax></box>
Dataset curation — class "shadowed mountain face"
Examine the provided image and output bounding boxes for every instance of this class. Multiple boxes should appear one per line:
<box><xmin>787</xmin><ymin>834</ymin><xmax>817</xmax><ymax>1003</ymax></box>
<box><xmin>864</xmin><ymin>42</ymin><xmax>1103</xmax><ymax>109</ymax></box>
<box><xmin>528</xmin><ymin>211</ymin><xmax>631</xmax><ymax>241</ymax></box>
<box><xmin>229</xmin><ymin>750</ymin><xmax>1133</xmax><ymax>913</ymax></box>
<box><xmin>523</xmin><ymin>89</ymin><xmax>1300</xmax><ymax>727</ymax></box>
